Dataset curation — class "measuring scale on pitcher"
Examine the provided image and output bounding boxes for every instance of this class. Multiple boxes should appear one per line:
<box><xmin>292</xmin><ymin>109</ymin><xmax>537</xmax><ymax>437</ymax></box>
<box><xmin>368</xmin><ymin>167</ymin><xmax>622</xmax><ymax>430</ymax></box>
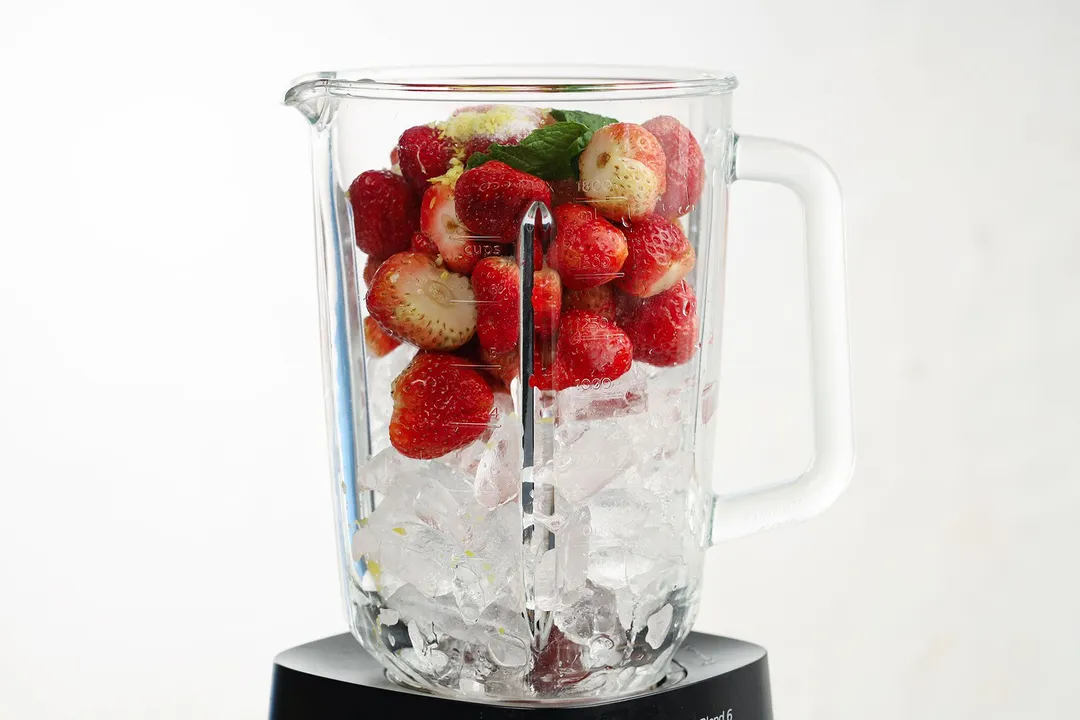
<box><xmin>271</xmin><ymin>65</ymin><xmax>854</xmax><ymax>719</ymax></box>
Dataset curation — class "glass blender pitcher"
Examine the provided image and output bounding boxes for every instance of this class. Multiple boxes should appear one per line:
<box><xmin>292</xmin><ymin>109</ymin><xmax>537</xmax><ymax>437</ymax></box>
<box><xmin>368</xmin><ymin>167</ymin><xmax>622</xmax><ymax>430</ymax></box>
<box><xmin>284</xmin><ymin>66</ymin><xmax>854</xmax><ymax>702</ymax></box>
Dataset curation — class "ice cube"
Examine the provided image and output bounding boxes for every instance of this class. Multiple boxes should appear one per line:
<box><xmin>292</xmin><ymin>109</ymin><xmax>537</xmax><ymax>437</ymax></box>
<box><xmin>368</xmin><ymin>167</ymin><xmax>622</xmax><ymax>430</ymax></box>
<box><xmin>555</xmin><ymin>363</ymin><xmax>648</xmax><ymax>422</ymax></box>
<box><xmin>645</xmin><ymin>603</ymin><xmax>673</xmax><ymax>650</ymax></box>
<box><xmin>473</xmin><ymin>398</ymin><xmax>522</xmax><ymax>510</ymax></box>
<box><xmin>553</xmin><ymin>420</ymin><xmax>636</xmax><ymax>504</ymax></box>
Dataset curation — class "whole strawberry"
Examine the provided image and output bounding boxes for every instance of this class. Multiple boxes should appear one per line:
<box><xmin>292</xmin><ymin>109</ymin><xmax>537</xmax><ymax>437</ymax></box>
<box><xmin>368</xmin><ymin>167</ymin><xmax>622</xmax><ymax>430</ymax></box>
<box><xmin>617</xmin><ymin>213</ymin><xmax>695</xmax><ymax>297</ymax></box>
<box><xmin>548</xmin><ymin>204</ymin><xmax>628</xmax><ymax>290</ymax></box>
<box><xmin>472</xmin><ymin>257</ymin><xmax>520</xmax><ymax>353</ymax></box>
<box><xmin>551</xmin><ymin>310</ymin><xmax>633</xmax><ymax>390</ymax></box>
<box><xmin>395</xmin><ymin>125</ymin><xmax>457</xmax><ymax>192</ymax></box>
<box><xmin>578</xmin><ymin>122</ymin><xmax>667</xmax><ymax>222</ymax></box>
<box><xmin>366</xmin><ymin>252</ymin><xmax>477</xmax><ymax>350</ymax></box>
<box><xmin>454</xmin><ymin>161</ymin><xmax>552</xmax><ymax>243</ymax></box>
<box><xmin>389</xmin><ymin>352</ymin><xmax>495</xmax><ymax>459</ymax></box>
<box><xmin>642</xmin><ymin>116</ymin><xmax>706</xmax><ymax>218</ymax></box>
<box><xmin>619</xmin><ymin>280</ymin><xmax>699</xmax><ymax>366</ymax></box>
<box><xmin>363</xmin><ymin>316</ymin><xmax>401</xmax><ymax>358</ymax></box>
<box><xmin>563</xmin><ymin>284</ymin><xmax>616</xmax><ymax>321</ymax></box>
<box><xmin>348</xmin><ymin>170</ymin><xmax>419</xmax><ymax>260</ymax></box>
<box><xmin>420</xmin><ymin>184</ymin><xmax>502</xmax><ymax>274</ymax></box>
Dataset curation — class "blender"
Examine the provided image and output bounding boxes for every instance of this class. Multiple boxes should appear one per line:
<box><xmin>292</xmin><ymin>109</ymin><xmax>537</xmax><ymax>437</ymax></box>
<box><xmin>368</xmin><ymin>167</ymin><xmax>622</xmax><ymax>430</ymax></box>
<box><xmin>273</xmin><ymin>66</ymin><xmax>853</xmax><ymax>719</ymax></box>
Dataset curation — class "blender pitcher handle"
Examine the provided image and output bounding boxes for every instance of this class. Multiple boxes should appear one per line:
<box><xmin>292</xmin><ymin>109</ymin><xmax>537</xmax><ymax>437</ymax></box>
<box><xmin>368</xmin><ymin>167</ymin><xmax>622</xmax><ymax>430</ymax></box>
<box><xmin>709</xmin><ymin>134</ymin><xmax>855</xmax><ymax>544</ymax></box>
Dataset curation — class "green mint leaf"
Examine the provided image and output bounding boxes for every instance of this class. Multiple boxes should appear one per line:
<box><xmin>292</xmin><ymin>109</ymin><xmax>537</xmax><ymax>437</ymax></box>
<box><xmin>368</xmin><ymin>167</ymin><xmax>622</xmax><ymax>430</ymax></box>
<box><xmin>468</xmin><ymin>122</ymin><xmax>589</xmax><ymax>181</ymax></box>
<box><xmin>549</xmin><ymin>109</ymin><xmax>618</xmax><ymax>134</ymax></box>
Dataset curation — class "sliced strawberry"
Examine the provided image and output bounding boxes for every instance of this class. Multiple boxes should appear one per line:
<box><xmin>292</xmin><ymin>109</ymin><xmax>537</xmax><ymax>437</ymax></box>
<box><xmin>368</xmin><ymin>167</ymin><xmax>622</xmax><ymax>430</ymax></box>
<box><xmin>454</xmin><ymin>161</ymin><xmax>552</xmax><ymax>243</ymax></box>
<box><xmin>548</xmin><ymin>204</ymin><xmax>628</xmax><ymax>290</ymax></box>
<box><xmin>642</xmin><ymin>115</ymin><xmax>705</xmax><ymax>218</ymax></box>
<box><xmin>617</xmin><ymin>214</ymin><xmax>695</xmax><ymax>297</ymax></box>
<box><xmin>409</xmin><ymin>230</ymin><xmax>439</xmax><ymax>256</ymax></box>
<box><xmin>389</xmin><ymin>352</ymin><xmax>495</xmax><ymax>459</ymax></box>
<box><xmin>365</xmin><ymin>252</ymin><xmax>476</xmax><ymax>351</ymax></box>
<box><xmin>348</xmin><ymin>170</ymin><xmax>419</xmax><ymax>260</ymax></box>
<box><xmin>563</xmin><ymin>284</ymin><xmax>616</xmax><ymax>321</ymax></box>
<box><xmin>529</xmin><ymin>626</ymin><xmax>590</xmax><ymax>693</ymax></box>
<box><xmin>532</xmin><ymin>267</ymin><xmax>562</xmax><ymax>338</ymax></box>
<box><xmin>363</xmin><ymin>316</ymin><xmax>401</xmax><ymax>358</ymax></box>
<box><xmin>420</xmin><ymin>184</ymin><xmax>503</xmax><ymax>275</ymax></box>
<box><xmin>618</xmin><ymin>280</ymin><xmax>699</xmax><ymax>366</ymax></box>
<box><xmin>396</xmin><ymin>125</ymin><xmax>457</xmax><ymax>193</ymax></box>
<box><xmin>472</xmin><ymin>257</ymin><xmax>520</xmax><ymax>353</ymax></box>
<box><xmin>578</xmin><ymin>122</ymin><xmax>667</xmax><ymax>222</ymax></box>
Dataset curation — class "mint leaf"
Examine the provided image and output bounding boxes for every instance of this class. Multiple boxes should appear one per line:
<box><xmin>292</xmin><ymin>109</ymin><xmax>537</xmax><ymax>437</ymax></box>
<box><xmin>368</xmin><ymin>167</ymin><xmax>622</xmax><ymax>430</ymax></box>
<box><xmin>466</xmin><ymin>122</ymin><xmax>589</xmax><ymax>181</ymax></box>
<box><xmin>550</xmin><ymin>109</ymin><xmax>617</xmax><ymax>134</ymax></box>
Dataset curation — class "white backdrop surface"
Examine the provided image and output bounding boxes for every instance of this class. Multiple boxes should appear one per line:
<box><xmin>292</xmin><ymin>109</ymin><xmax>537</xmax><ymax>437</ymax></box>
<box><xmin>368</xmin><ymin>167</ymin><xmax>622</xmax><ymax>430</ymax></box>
<box><xmin>1</xmin><ymin>1</ymin><xmax>1078</xmax><ymax>718</ymax></box>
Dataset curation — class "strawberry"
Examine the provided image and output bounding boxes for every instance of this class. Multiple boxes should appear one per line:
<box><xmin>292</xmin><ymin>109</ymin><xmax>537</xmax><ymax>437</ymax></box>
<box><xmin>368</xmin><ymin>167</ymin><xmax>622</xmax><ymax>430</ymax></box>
<box><xmin>420</xmin><ymin>184</ymin><xmax>502</xmax><ymax>274</ymax></box>
<box><xmin>463</xmin><ymin>134</ymin><xmax>518</xmax><ymax>163</ymax></box>
<box><xmin>471</xmin><ymin>257</ymin><xmax>520</xmax><ymax>353</ymax></box>
<box><xmin>549</xmin><ymin>311</ymin><xmax>632</xmax><ymax>391</ymax></box>
<box><xmin>389</xmin><ymin>351</ymin><xmax>495</xmax><ymax>459</ymax></box>
<box><xmin>348</xmin><ymin>170</ymin><xmax>419</xmax><ymax>260</ymax></box>
<box><xmin>617</xmin><ymin>213</ymin><xmax>695</xmax><ymax>297</ymax></box>
<box><xmin>362</xmin><ymin>255</ymin><xmax>383</xmax><ymax>287</ymax></box>
<box><xmin>480</xmin><ymin>345</ymin><xmax>519</xmax><ymax>387</ymax></box>
<box><xmin>363</xmin><ymin>316</ymin><xmax>401</xmax><ymax>358</ymax></box>
<box><xmin>395</xmin><ymin>125</ymin><xmax>457</xmax><ymax>192</ymax></box>
<box><xmin>529</xmin><ymin>625</ymin><xmax>590</xmax><ymax>693</ymax></box>
<box><xmin>365</xmin><ymin>252</ymin><xmax>477</xmax><ymax>350</ymax></box>
<box><xmin>532</xmin><ymin>267</ymin><xmax>562</xmax><ymax>338</ymax></box>
<box><xmin>578</xmin><ymin>122</ymin><xmax>667</xmax><ymax>222</ymax></box>
<box><xmin>409</xmin><ymin>230</ymin><xmax>438</xmax><ymax>256</ymax></box>
<box><xmin>548</xmin><ymin>204</ymin><xmax>628</xmax><ymax>290</ymax></box>
<box><xmin>530</xmin><ymin>335</ymin><xmax>558</xmax><ymax>391</ymax></box>
<box><xmin>548</xmin><ymin>178</ymin><xmax>581</xmax><ymax>207</ymax></box>
<box><xmin>454</xmin><ymin>161</ymin><xmax>552</xmax><ymax>243</ymax></box>
<box><xmin>642</xmin><ymin>116</ymin><xmax>706</xmax><ymax>218</ymax></box>
<box><xmin>563</xmin><ymin>284</ymin><xmax>616</xmax><ymax>321</ymax></box>
<box><xmin>618</xmin><ymin>280</ymin><xmax>699</xmax><ymax>366</ymax></box>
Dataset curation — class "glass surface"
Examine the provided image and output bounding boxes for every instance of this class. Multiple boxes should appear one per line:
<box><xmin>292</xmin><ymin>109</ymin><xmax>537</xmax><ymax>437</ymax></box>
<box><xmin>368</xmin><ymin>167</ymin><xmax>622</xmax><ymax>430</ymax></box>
<box><xmin>285</xmin><ymin>65</ymin><xmax>852</xmax><ymax>702</ymax></box>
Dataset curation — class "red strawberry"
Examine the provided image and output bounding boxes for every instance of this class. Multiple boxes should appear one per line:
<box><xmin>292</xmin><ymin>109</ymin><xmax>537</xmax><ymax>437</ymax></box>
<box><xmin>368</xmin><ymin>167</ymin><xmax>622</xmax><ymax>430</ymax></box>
<box><xmin>530</xmin><ymin>625</ymin><xmax>590</xmax><ymax>693</ymax></box>
<box><xmin>619</xmin><ymin>280</ymin><xmax>699</xmax><ymax>366</ymax></box>
<box><xmin>548</xmin><ymin>204</ymin><xmax>628</xmax><ymax>290</ymax></box>
<box><xmin>420</xmin><ymin>184</ymin><xmax>502</xmax><ymax>274</ymax></box>
<box><xmin>550</xmin><ymin>311</ymin><xmax>632</xmax><ymax>391</ymax></box>
<box><xmin>480</xmin><ymin>345</ymin><xmax>519</xmax><ymax>387</ymax></box>
<box><xmin>409</xmin><ymin>230</ymin><xmax>438</xmax><ymax>256</ymax></box>
<box><xmin>362</xmin><ymin>255</ymin><xmax>383</xmax><ymax>287</ymax></box>
<box><xmin>365</xmin><ymin>252</ymin><xmax>477</xmax><ymax>350</ymax></box>
<box><xmin>548</xmin><ymin>178</ymin><xmax>581</xmax><ymax>207</ymax></box>
<box><xmin>563</xmin><ymin>284</ymin><xmax>616</xmax><ymax>321</ymax></box>
<box><xmin>454</xmin><ymin>161</ymin><xmax>552</xmax><ymax>243</ymax></box>
<box><xmin>463</xmin><ymin>134</ymin><xmax>519</xmax><ymax>163</ymax></box>
<box><xmin>363</xmin><ymin>316</ymin><xmax>401</xmax><ymax>358</ymax></box>
<box><xmin>617</xmin><ymin>214</ymin><xmax>695</xmax><ymax>297</ymax></box>
<box><xmin>471</xmin><ymin>257</ymin><xmax>520</xmax><ymax>353</ymax></box>
<box><xmin>389</xmin><ymin>351</ymin><xmax>495</xmax><ymax>459</ymax></box>
<box><xmin>529</xmin><ymin>335</ymin><xmax>557</xmax><ymax>391</ymax></box>
<box><xmin>578</xmin><ymin>122</ymin><xmax>667</xmax><ymax>222</ymax></box>
<box><xmin>348</xmin><ymin>170</ymin><xmax>419</xmax><ymax>260</ymax></box>
<box><xmin>642</xmin><ymin>116</ymin><xmax>705</xmax><ymax>218</ymax></box>
<box><xmin>532</xmin><ymin>267</ymin><xmax>562</xmax><ymax>338</ymax></box>
<box><xmin>395</xmin><ymin>125</ymin><xmax>456</xmax><ymax>192</ymax></box>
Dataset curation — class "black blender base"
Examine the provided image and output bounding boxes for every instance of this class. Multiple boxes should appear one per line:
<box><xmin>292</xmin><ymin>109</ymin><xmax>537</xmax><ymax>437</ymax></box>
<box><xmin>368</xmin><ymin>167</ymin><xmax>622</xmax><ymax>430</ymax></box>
<box><xmin>269</xmin><ymin>632</ymin><xmax>772</xmax><ymax>720</ymax></box>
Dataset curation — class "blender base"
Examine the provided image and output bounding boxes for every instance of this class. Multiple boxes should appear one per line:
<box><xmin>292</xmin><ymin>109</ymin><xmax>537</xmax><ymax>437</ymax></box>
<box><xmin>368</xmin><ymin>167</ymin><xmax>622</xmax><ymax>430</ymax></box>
<box><xmin>269</xmin><ymin>632</ymin><xmax>772</xmax><ymax>720</ymax></box>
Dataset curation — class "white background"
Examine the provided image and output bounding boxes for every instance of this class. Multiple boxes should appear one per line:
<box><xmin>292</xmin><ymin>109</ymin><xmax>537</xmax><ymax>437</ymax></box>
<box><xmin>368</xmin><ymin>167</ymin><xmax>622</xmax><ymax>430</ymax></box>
<box><xmin>1</xmin><ymin>1</ymin><xmax>1078</xmax><ymax>718</ymax></box>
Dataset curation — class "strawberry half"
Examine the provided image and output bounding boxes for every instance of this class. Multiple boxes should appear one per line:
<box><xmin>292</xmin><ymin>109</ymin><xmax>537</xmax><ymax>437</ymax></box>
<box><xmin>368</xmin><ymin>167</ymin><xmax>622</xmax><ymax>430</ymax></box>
<box><xmin>454</xmin><ymin>161</ymin><xmax>552</xmax><ymax>243</ymax></box>
<box><xmin>548</xmin><ymin>204</ymin><xmax>628</xmax><ymax>290</ymax></box>
<box><xmin>348</xmin><ymin>170</ymin><xmax>419</xmax><ymax>261</ymax></box>
<box><xmin>396</xmin><ymin>125</ymin><xmax>457</xmax><ymax>193</ymax></box>
<box><xmin>389</xmin><ymin>351</ymin><xmax>495</xmax><ymax>459</ymax></box>
<box><xmin>420</xmin><ymin>184</ymin><xmax>502</xmax><ymax>274</ymax></box>
<box><xmin>363</xmin><ymin>316</ymin><xmax>401</xmax><ymax>358</ymax></box>
<box><xmin>642</xmin><ymin>115</ymin><xmax>706</xmax><ymax>219</ymax></box>
<box><xmin>365</xmin><ymin>252</ymin><xmax>477</xmax><ymax>351</ymax></box>
<box><xmin>578</xmin><ymin>122</ymin><xmax>667</xmax><ymax>222</ymax></box>
<box><xmin>472</xmin><ymin>257</ymin><xmax>520</xmax><ymax>353</ymax></box>
<box><xmin>617</xmin><ymin>213</ymin><xmax>695</xmax><ymax>297</ymax></box>
<box><xmin>618</xmin><ymin>280</ymin><xmax>699</xmax><ymax>366</ymax></box>
<box><xmin>563</xmin><ymin>284</ymin><xmax>616</xmax><ymax>321</ymax></box>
